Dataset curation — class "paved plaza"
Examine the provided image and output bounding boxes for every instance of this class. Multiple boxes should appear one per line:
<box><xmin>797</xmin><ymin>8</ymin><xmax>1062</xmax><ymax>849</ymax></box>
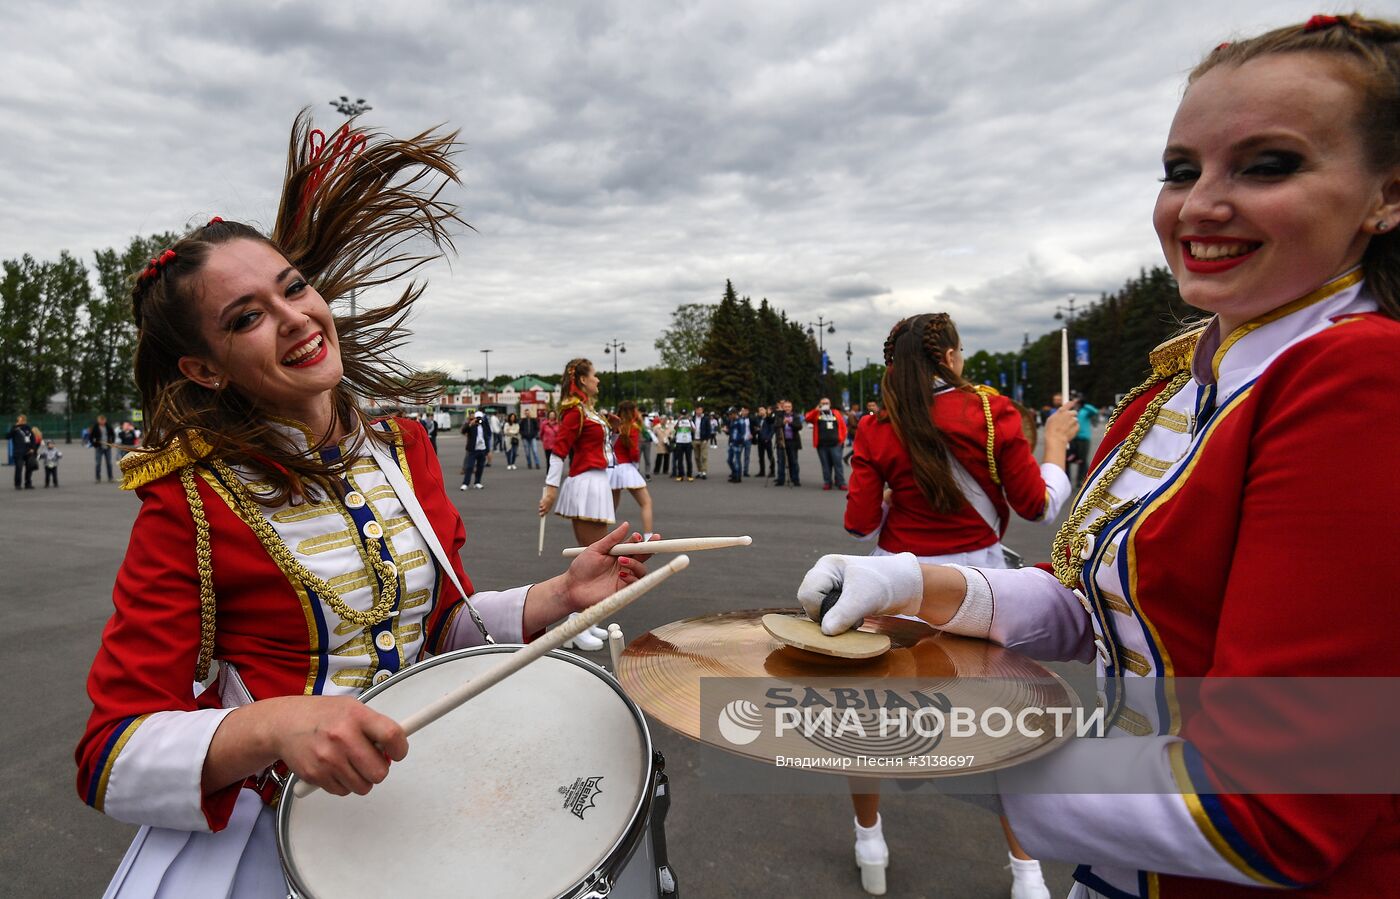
<box><xmin>3</xmin><ymin>432</ymin><xmax>1089</xmax><ymax>898</ymax></box>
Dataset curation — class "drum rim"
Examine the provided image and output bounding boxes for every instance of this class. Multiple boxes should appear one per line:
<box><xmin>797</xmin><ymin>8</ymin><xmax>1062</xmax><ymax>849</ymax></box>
<box><xmin>277</xmin><ymin>644</ymin><xmax>658</xmax><ymax>899</ymax></box>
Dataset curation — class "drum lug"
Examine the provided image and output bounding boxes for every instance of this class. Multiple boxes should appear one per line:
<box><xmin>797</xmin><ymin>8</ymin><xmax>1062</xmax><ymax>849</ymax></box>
<box><xmin>651</xmin><ymin>752</ymin><xmax>679</xmax><ymax>895</ymax></box>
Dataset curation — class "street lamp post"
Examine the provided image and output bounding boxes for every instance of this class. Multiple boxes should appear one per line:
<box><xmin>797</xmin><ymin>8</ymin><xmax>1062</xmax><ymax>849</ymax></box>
<box><xmin>806</xmin><ymin>316</ymin><xmax>836</xmax><ymax>356</ymax></box>
<box><xmin>329</xmin><ymin>95</ymin><xmax>372</xmax><ymax>317</ymax></box>
<box><xmin>603</xmin><ymin>339</ymin><xmax>626</xmax><ymax>406</ymax></box>
<box><xmin>845</xmin><ymin>342</ymin><xmax>853</xmax><ymax>405</ymax></box>
<box><xmin>480</xmin><ymin>350</ymin><xmax>492</xmax><ymax>401</ymax></box>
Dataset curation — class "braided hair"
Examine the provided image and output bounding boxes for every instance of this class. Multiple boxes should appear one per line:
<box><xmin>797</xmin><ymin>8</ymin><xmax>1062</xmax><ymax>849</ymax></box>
<box><xmin>879</xmin><ymin>312</ymin><xmax>974</xmax><ymax>513</ymax></box>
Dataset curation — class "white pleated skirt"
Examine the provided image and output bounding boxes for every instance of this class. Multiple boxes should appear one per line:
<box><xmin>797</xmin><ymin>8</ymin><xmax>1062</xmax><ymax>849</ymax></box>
<box><xmin>555</xmin><ymin>468</ymin><xmax>616</xmax><ymax>523</ymax></box>
<box><xmin>608</xmin><ymin>462</ymin><xmax>647</xmax><ymax>490</ymax></box>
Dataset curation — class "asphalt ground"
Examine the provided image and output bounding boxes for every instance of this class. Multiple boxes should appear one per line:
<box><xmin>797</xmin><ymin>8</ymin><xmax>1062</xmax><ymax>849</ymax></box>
<box><xmin>3</xmin><ymin>432</ymin><xmax>1093</xmax><ymax>898</ymax></box>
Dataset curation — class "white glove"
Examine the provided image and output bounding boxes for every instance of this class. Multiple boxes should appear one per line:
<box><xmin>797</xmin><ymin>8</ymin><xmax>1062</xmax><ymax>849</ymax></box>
<box><xmin>796</xmin><ymin>553</ymin><xmax>924</xmax><ymax>636</ymax></box>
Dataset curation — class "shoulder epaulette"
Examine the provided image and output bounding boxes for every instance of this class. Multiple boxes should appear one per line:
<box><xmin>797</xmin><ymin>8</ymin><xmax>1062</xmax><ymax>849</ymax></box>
<box><xmin>974</xmin><ymin>384</ymin><xmax>1001</xmax><ymax>397</ymax></box>
<box><xmin>119</xmin><ymin>435</ymin><xmax>212</xmax><ymax>490</ymax></box>
<box><xmin>1149</xmin><ymin>326</ymin><xmax>1207</xmax><ymax>379</ymax></box>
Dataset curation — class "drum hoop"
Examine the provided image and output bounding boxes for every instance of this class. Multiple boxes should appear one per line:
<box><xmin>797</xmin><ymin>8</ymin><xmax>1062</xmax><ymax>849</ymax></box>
<box><xmin>277</xmin><ymin>645</ymin><xmax>657</xmax><ymax>899</ymax></box>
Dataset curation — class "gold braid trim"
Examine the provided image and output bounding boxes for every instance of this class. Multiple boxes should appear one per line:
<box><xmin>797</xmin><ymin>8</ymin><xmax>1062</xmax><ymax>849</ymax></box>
<box><xmin>209</xmin><ymin>459</ymin><xmax>399</xmax><ymax>627</ymax></box>
<box><xmin>1050</xmin><ymin>371</ymin><xmax>1193</xmax><ymax>588</ymax></box>
<box><xmin>121</xmin><ymin>434</ymin><xmax>213</xmax><ymax>490</ymax></box>
<box><xmin>180</xmin><ymin>468</ymin><xmax>218</xmax><ymax>682</ymax></box>
<box><xmin>975</xmin><ymin>387</ymin><xmax>1000</xmax><ymax>485</ymax></box>
<box><xmin>1148</xmin><ymin>326</ymin><xmax>1206</xmax><ymax>381</ymax></box>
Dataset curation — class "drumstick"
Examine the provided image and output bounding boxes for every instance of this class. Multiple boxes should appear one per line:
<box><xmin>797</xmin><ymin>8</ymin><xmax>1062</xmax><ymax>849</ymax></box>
<box><xmin>537</xmin><ymin>514</ymin><xmax>546</xmax><ymax>557</ymax></box>
<box><xmin>561</xmin><ymin>535</ymin><xmax>752</xmax><ymax>558</ymax></box>
<box><xmin>291</xmin><ymin>554</ymin><xmax>691</xmax><ymax>799</ymax></box>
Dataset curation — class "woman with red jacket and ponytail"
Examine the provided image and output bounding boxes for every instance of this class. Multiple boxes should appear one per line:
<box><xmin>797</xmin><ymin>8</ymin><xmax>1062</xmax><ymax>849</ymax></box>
<box><xmin>838</xmin><ymin>312</ymin><xmax>1076</xmax><ymax>897</ymax></box>
<box><xmin>609</xmin><ymin>400</ymin><xmax>654</xmax><ymax>538</ymax></box>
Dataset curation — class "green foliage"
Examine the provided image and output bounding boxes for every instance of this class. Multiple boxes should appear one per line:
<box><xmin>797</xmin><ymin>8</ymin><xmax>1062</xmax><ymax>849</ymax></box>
<box><xmin>962</xmin><ymin>266</ymin><xmax>1201</xmax><ymax>409</ymax></box>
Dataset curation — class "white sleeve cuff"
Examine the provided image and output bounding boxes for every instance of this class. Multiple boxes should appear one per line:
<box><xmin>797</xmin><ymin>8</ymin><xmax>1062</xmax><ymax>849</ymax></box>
<box><xmin>545</xmin><ymin>454</ymin><xmax>565</xmax><ymax>488</ymax></box>
<box><xmin>446</xmin><ymin>586</ymin><xmax>532</xmax><ymax>647</ymax></box>
<box><xmin>101</xmin><ymin>707</ymin><xmax>237</xmax><ymax>831</ymax></box>
<box><xmin>938</xmin><ymin>564</ymin><xmax>994</xmax><ymax>639</ymax></box>
<box><xmin>1037</xmin><ymin>463</ymin><xmax>1073</xmax><ymax>523</ymax></box>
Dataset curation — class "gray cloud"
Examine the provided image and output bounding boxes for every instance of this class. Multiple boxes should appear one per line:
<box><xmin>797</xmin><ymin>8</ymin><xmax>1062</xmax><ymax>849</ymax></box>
<box><xmin>3</xmin><ymin>0</ymin><xmax>1331</xmax><ymax>380</ymax></box>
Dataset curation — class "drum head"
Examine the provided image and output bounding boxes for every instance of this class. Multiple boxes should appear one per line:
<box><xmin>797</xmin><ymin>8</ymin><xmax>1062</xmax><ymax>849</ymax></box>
<box><xmin>280</xmin><ymin>648</ymin><xmax>652</xmax><ymax>898</ymax></box>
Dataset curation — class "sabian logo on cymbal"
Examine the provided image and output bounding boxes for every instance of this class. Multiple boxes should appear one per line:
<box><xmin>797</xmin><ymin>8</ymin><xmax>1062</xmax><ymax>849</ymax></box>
<box><xmin>558</xmin><ymin>776</ymin><xmax>604</xmax><ymax>820</ymax></box>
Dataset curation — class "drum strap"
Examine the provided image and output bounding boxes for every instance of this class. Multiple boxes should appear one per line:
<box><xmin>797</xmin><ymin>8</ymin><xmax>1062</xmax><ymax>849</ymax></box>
<box><xmin>366</xmin><ymin>425</ymin><xmax>494</xmax><ymax>644</ymax></box>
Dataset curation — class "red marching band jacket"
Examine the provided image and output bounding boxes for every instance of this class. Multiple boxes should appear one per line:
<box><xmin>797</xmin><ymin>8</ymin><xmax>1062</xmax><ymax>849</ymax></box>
<box><xmin>76</xmin><ymin>419</ymin><xmax>528</xmax><ymax>833</ymax></box>
<box><xmin>613</xmin><ymin>423</ymin><xmax>642</xmax><ymax>466</ymax></box>
<box><xmin>550</xmin><ymin>401</ymin><xmax>611</xmax><ymax>476</ymax></box>
<box><xmin>845</xmin><ymin>386</ymin><xmax>1055</xmax><ymax>555</ymax></box>
<box><xmin>977</xmin><ymin>273</ymin><xmax>1400</xmax><ymax>898</ymax></box>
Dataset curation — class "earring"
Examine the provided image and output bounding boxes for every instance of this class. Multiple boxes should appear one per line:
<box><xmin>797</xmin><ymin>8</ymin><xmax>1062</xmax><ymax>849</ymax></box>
<box><xmin>211</xmin><ymin>379</ymin><xmax>221</xmax><ymax>388</ymax></box>
<box><xmin>1379</xmin><ymin>221</ymin><xmax>1391</xmax><ymax>232</ymax></box>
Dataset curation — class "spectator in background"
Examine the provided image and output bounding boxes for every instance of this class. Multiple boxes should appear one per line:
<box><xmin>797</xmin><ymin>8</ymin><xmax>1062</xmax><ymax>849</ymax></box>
<box><xmin>116</xmin><ymin>421</ymin><xmax>139</xmax><ymax>456</ymax></box>
<box><xmin>541</xmin><ymin>409</ymin><xmax>560</xmax><ymax>467</ymax></box>
<box><xmin>693</xmin><ymin>404</ymin><xmax>712</xmax><ymax>479</ymax></box>
<box><xmin>672</xmin><ymin>410</ymin><xmax>695</xmax><ymax>481</ymax></box>
<box><xmin>725</xmin><ymin>408</ymin><xmax>750</xmax><ymax>483</ymax></box>
<box><xmin>40</xmin><ymin>439</ymin><xmax>62</xmax><ymax>488</ymax></box>
<box><xmin>773</xmin><ymin>399</ymin><xmax>802</xmax><ymax>487</ymax></box>
<box><xmin>651</xmin><ymin>416</ymin><xmax>672</xmax><ymax>476</ymax></box>
<box><xmin>460</xmin><ymin>410</ymin><xmax>489</xmax><ymax>490</ymax></box>
<box><xmin>503</xmin><ymin>412</ymin><xmax>521</xmax><ymax>470</ymax></box>
<box><xmin>9</xmin><ymin>414</ymin><xmax>36</xmax><ymax>490</ymax></box>
<box><xmin>805</xmin><ymin>397</ymin><xmax>848</xmax><ymax>491</ymax></box>
<box><xmin>486</xmin><ymin>410</ymin><xmax>503</xmax><ymax>464</ymax></box>
<box><xmin>739</xmin><ymin>405</ymin><xmax>754</xmax><ymax>476</ymax></box>
<box><xmin>1071</xmin><ymin>392</ymin><xmax>1100</xmax><ymax>487</ymax></box>
<box><xmin>520</xmin><ymin>408</ymin><xmax>542</xmax><ymax>470</ymax></box>
<box><xmin>422</xmin><ymin>410</ymin><xmax>439</xmax><ymax>452</ymax></box>
<box><xmin>1040</xmin><ymin>392</ymin><xmax>1064</xmax><ymax>425</ymax></box>
<box><xmin>89</xmin><ymin>414</ymin><xmax>116</xmax><ymax>482</ymax></box>
<box><xmin>754</xmin><ymin>405</ymin><xmax>775</xmax><ymax>479</ymax></box>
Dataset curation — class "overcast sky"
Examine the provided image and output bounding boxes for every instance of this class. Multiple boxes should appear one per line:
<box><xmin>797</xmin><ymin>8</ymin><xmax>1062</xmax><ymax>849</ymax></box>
<box><xmin>3</xmin><ymin>0</ymin><xmax>1352</xmax><ymax>380</ymax></box>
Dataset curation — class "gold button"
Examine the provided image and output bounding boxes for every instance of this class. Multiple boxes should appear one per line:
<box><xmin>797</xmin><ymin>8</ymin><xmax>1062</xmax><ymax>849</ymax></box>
<box><xmin>363</xmin><ymin>520</ymin><xmax>383</xmax><ymax>540</ymax></box>
<box><xmin>372</xmin><ymin>670</ymin><xmax>392</xmax><ymax>686</ymax></box>
<box><xmin>375</xmin><ymin>631</ymin><xmax>396</xmax><ymax>652</ymax></box>
<box><xmin>345</xmin><ymin>491</ymin><xmax>366</xmax><ymax>509</ymax></box>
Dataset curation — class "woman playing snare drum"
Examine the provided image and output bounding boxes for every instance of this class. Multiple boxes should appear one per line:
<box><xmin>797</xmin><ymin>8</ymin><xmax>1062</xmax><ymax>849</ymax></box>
<box><xmin>75</xmin><ymin>114</ymin><xmax>650</xmax><ymax>896</ymax></box>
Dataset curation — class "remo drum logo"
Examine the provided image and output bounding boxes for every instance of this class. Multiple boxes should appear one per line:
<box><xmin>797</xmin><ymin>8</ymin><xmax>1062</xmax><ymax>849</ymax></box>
<box><xmin>558</xmin><ymin>776</ymin><xmax>604</xmax><ymax>820</ymax></box>
<box><xmin>717</xmin><ymin>699</ymin><xmax>763</xmax><ymax>745</ymax></box>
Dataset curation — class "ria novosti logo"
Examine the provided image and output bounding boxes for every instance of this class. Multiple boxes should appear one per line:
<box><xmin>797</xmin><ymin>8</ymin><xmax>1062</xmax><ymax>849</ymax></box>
<box><xmin>716</xmin><ymin>699</ymin><xmax>764</xmax><ymax>745</ymax></box>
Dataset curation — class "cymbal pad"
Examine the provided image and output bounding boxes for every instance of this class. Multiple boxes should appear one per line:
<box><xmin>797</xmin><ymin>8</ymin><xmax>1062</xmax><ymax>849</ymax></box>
<box><xmin>760</xmin><ymin>613</ymin><xmax>892</xmax><ymax>659</ymax></box>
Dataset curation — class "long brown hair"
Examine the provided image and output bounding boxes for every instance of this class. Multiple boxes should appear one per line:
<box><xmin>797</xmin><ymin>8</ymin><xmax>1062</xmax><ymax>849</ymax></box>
<box><xmin>1190</xmin><ymin>14</ymin><xmax>1400</xmax><ymax>317</ymax></box>
<box><xmin>879</xmin><ymin>313</ymin><xmax>973</xmax><ymax>514</ymax></box>
<box><xmin>130</xmin><ymin>111</ymin><xmax>464</xmax><ymax>503</ymax></box>
<box><xmin>615</xmin><ymin>399</ymin><xmax>640</xmax><ymax>453</ymax></box>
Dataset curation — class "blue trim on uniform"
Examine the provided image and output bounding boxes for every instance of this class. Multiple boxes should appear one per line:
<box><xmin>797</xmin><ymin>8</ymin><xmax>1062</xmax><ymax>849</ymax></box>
<box><xmin>323</xmin><ymin>444</ymin><xmax>402</xmax><ymax>679</ymax></box>
<box><xmin>86</xmin><ymin>715</ymin><xmax>138</xmax><ymax>807</ymax></box>
<box><xmin>1073</xmin><ymin>864</ymin><xmax>1144</xmax><ymax>899</ymax></box>
<box><xmin>1181</xmin><ymin>743</ymin><xmax>1304</xmax><ymax>888</ymax></box>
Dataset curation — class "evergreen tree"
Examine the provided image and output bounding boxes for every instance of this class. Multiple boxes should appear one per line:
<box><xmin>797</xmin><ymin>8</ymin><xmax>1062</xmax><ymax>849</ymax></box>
<box><xmin>695</xmin><ymin>280</ymin><xmax>755</xmax><ymax>407</ymax></box>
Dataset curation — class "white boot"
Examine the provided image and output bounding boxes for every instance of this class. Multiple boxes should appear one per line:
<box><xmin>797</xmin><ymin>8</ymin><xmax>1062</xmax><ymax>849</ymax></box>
<box><xmin>1008</xmin><ymin>852</ymin><xmax>1051</xmax><ymax>899</ymax></box>
<box><xmin>588</xmin><ymin>624</ymin><xmax>609</xmax><ymax>640</ymax></box>
<box><xmin>854</xmin><ymin>815</ymin><xmax>888</xmax><ymax>896</ymax></box>
<box><xmin>563</xmin><ymin>613</ymin><xmax>604</xmax><ymax>651</ymax></box>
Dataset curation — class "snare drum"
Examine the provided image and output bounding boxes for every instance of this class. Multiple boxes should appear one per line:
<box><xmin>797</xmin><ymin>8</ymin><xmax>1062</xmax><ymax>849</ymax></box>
<box><xmin>277</xmin><ymin>646</ymin><xmax>676</xmax><ymax>898</ymax></box>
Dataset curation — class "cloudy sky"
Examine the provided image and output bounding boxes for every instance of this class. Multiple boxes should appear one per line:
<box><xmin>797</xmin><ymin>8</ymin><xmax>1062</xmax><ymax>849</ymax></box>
<box><xmin>4</xmin><ymin>0</ymin><xmax>1350</xmax><ymax>380</ymax></box>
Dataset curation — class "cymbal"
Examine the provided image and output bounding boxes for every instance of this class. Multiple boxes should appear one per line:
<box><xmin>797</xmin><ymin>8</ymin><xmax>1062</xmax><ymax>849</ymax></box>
<box><xmin>617</xmin><ymin>608</ymin><xmax>1080</xmax><ymax>779</ymax></box>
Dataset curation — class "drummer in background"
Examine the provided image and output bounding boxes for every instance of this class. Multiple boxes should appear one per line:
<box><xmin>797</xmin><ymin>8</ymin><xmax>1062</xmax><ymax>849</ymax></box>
<box><xmin>74</xmin><ymin>114</ymin><xmax>651</xmax><ymax>897</ymax></box>
<box><xmin>803</xmin><ymin>15</ymin><xmax>1400</xmax><ymax>897</ymax></box>
<box><xmin>610</xmin><ymin>400</ymin><xmax>655</xmax><ymax>539</ymax></box>
<box><xmin>540</xmin><ymin>356</ymin><xmax>619</xmax><ymax>651</ymax></box>
<box><xmin>840</xmin><ymin>312</ymin><xmax>1076</xmax><ymax>897</ymax></box>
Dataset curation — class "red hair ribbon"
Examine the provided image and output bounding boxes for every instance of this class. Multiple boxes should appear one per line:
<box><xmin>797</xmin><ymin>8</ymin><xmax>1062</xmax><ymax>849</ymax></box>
<box><xmin>207</xmin><ymin>216</ymin><xmax>224</xmax><ymax>226</ymax></box>
<box><xmin>294</xmin><ymin>124</ymin><xmax>367</xmax><ymax>228</ymax></box>
<box><xmin>1214</xmin><ymin>42</ymin><xmax>1231</xmax><ymax>51</ymax></box>
<box><xmin>1304</xmin><ymin>14</ymin><xmax>1344</xmax><ymax>32</ymax></box>
<box><xmin>137</xmin><ymin>248</ymin><xmax>178</xmax><ymax>284</ymax></box>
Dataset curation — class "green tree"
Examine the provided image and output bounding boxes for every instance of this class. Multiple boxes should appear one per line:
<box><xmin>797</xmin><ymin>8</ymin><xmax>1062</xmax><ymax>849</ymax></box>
<box><xmin>655</xmin><ymin>302</ymin><xmax>714</xmax><ymax>400</ymax></box>
<box><xmin>695</xmin><ymin>280</ymin><xmax>755</xmax><ymax>407</ymax></box>
<box><xmin>87</xmin><ymin>233</ymin><xmax>177</xmax><ymax>413</ymax></box>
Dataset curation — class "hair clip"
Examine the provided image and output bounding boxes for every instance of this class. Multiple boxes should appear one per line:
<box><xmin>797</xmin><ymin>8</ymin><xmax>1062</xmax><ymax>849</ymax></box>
<box><xmin>1303</xmin><ymin>14</ymin><xmax>1344</xmax><ymax>33</ymax></box>
<box><xmin>137</xmin><ymin>248</ymin><xmax>178</xmax><ymax>284</ymax></box>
